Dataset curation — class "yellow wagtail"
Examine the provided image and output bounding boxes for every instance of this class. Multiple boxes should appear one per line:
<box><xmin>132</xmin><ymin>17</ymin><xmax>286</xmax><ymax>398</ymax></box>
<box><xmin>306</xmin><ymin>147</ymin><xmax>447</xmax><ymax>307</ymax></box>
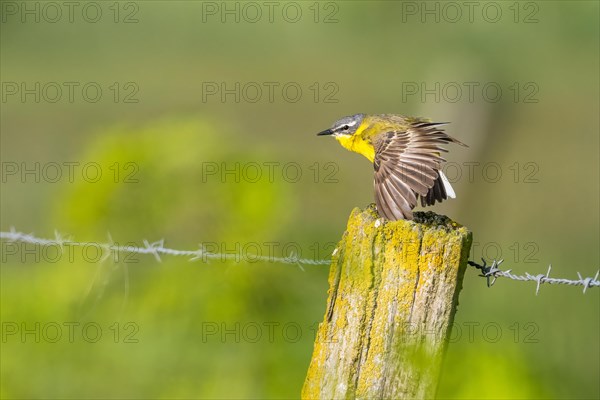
<box><xmin>317</xmin><ymin>114</ymin><xmax>466</xmax><ymax>221</ymax></box>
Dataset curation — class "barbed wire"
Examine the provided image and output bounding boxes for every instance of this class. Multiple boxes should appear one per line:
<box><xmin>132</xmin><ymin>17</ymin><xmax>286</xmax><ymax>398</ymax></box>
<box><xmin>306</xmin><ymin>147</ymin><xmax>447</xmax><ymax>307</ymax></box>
<box><xmin>468</xmin><ymin>258</ymin><xmax>599</xmax><ymax>294</ymax></box>
<box><xmin>2</xmin><ymin>229</ymin><xmax>598</xmax><ymax>293</ymax></box>
<box><xmin>0</xmin><ymin>228</ymin><xmax>330</xmax><ymax>270</ymax></box>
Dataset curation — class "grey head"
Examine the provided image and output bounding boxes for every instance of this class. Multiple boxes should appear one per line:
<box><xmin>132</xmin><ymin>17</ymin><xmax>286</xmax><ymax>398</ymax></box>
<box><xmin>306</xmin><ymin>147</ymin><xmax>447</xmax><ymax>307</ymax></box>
<box><xmin>317</xmin><ymin>113</ymin><xmax>365</xmax><ymax>137</ymax></box>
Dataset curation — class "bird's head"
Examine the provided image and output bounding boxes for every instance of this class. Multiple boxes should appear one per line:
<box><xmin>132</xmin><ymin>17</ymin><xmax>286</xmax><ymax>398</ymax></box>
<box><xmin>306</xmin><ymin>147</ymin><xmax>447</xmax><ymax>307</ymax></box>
<box><xmin>317</xmin><ymin>114</ymin><xmax>365</xmax><ymax>137</ymax></box>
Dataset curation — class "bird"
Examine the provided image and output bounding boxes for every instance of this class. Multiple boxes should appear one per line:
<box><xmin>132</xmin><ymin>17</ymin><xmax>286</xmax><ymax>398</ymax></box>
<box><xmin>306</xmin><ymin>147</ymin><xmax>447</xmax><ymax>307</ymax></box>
<box><xmin>317</xmin><ymin>113</ymin><xmax>466</xmax><ymax>221</ymax></box>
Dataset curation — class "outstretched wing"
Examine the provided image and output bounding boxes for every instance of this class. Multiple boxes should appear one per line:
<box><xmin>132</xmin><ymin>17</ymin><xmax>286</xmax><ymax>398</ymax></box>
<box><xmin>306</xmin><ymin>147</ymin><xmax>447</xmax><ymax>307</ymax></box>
<box><xmin>373</xmin><ymin>122</ymin><xmax>465</xmax><ymax>220</ymax></box>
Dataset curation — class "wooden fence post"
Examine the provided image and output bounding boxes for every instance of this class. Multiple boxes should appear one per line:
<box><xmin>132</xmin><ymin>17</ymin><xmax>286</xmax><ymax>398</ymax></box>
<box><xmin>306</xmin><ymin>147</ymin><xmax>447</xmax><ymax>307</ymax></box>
<box><xmin>302</xmin><ymin>206</ymin><xmax>472</xmax><ymax>399</ymax></box>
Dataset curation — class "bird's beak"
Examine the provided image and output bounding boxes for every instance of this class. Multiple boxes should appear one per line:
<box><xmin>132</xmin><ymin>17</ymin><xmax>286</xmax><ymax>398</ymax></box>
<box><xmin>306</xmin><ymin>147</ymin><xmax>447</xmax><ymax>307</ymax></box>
<box><xmin>317</xmin><ymin>128</ymin><xmax>334</xmax><ymax>136</ymax></box>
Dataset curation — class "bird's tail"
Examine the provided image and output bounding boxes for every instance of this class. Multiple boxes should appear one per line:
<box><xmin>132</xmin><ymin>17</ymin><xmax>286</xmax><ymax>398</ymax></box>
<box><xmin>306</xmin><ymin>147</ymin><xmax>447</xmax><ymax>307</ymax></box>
<box><xmin>420</xmin><ymin>170</ymin><xmax>455</xmax><ymax>207</ymax></box>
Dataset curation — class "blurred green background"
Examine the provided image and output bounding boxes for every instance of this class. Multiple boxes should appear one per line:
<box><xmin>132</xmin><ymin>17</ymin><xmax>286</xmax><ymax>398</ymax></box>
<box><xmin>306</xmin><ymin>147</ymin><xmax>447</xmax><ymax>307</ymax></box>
<box><xmin>1</xmin><ymin>1</ymin><xmax>598</xmax><ymax>399</ymax></box>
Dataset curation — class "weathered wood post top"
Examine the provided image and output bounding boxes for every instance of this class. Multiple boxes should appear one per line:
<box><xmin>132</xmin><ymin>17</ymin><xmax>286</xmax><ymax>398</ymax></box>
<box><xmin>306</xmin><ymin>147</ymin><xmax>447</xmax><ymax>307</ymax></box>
<box><xmin>303</xmin><ymin>205</ymin><xmax>472</xmax><ymax>400</ymax></box>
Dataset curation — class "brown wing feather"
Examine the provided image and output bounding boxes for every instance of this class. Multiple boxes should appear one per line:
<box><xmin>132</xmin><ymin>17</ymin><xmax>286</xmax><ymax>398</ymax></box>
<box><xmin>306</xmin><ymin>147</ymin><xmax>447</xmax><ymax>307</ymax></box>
<box><xmin>373</xmin><ymin>122</ymin><xmax>465</xmax><ymax>221</ymax></box>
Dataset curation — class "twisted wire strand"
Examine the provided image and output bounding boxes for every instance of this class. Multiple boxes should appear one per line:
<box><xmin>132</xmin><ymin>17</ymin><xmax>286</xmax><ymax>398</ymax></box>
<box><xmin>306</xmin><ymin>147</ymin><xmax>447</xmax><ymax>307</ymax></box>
<box><xmin>0</xmin><ymin>229</ymin><xmax>331</xmax><ymax>268</ymax></box>
<box><xmin>2</xmin><ymin>229</ymin><xmax>598</xmax><ymax>293</ymax></box>
<box><xmin>468</xmin><ymin>258</ymin><xmax>599</xmax><ymax>294</ymax></box>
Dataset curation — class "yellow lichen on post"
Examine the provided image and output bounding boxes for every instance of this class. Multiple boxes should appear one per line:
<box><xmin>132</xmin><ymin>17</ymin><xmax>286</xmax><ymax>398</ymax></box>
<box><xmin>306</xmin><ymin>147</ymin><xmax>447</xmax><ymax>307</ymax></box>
<box><xmin>302</xmin><ymin>205</ymin><xmax>472</xmax><ymax>400</ymax></box>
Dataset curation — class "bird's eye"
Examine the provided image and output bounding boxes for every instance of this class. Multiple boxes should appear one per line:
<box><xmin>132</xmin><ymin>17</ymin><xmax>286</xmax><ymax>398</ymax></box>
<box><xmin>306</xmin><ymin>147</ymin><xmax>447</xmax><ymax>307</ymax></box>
<box><xmin>343</xmin><ymin>125</ymin><xmax>349</xmax><ymax>130</ymax></box>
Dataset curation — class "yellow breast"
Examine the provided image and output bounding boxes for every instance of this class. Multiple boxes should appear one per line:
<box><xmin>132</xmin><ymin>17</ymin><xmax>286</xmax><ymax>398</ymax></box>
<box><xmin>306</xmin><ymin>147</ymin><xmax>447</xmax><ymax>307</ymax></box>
<box><xmin>334</xmin><ymin>124</ymin><xmax>376</xmax><ymax>163</ymax></box>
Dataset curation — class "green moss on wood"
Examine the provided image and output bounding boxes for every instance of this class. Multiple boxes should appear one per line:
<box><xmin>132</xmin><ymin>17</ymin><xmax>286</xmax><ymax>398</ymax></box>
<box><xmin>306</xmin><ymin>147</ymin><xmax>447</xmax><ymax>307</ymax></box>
<box><xmin>302</xmin><ymin>205</ymin><xmax>472</xmax><ymax>400</ymax></box>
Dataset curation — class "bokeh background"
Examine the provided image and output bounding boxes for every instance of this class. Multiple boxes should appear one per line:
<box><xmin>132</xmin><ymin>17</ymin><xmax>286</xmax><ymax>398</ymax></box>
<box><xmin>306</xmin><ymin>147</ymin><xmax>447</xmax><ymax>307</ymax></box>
<box><xmin>1</xmin><ymin>1</ymin><xmax>598</xmax><ymax>399</ymax></box>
